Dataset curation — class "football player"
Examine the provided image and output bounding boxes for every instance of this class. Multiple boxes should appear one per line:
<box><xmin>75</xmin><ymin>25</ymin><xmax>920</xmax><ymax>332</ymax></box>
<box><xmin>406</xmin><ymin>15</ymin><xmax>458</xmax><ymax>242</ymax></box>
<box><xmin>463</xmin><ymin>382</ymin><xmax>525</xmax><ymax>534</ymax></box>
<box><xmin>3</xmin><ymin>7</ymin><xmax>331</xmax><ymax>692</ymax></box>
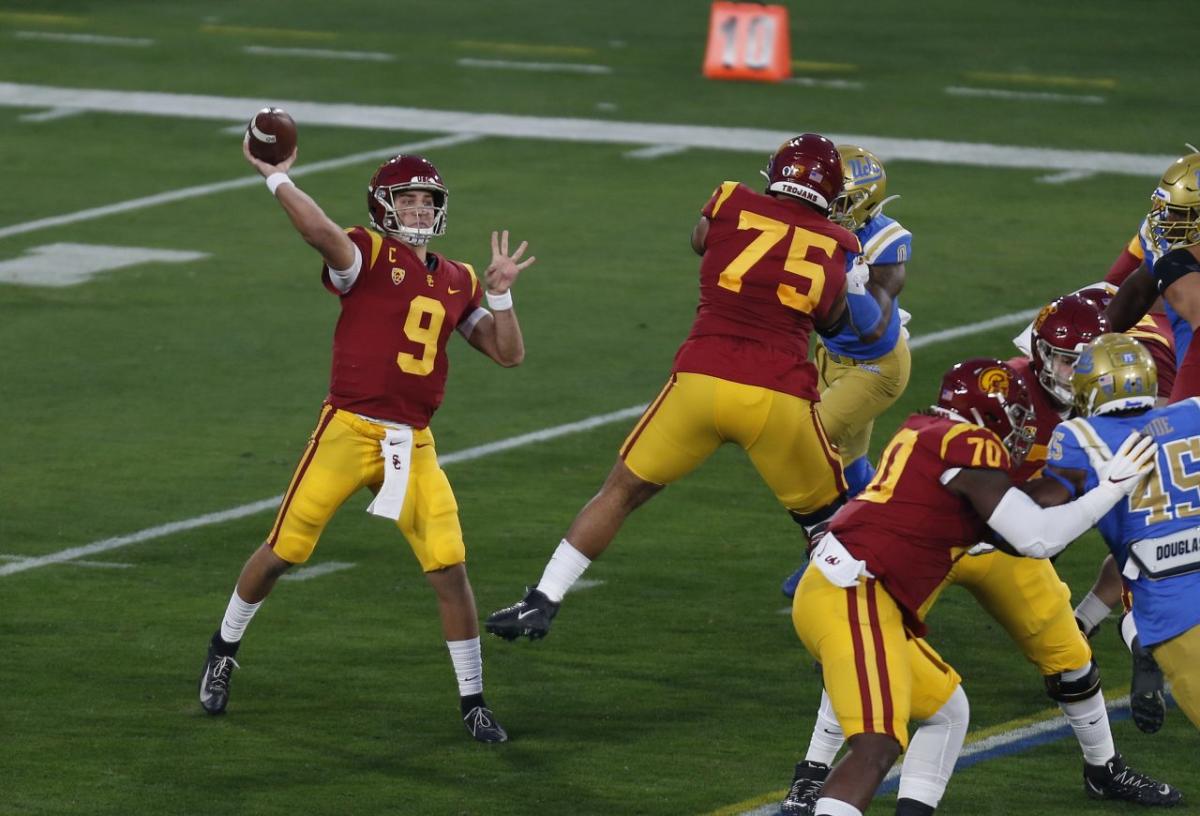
<box><xmin>790</xmin><ymin>357</ymin><xmax>1166</xmax><ymax>816</ymax></box>
<box><xmin>196</xmin><ymin>138</ymin><xmax>536</xmax><ymax>743</ymax></box>
<box><xmin>781</xmin><ymin>145</ymin><xmax>913</xmax><ymax>598</ymax></box>
<box><xmin>785</xmin><ymin>296</ymin><xmax>1181</xmax><ymax>813</ymax></box>
<box><xmin>1037</xmin><ymin>334</ymin><xmax>1200</xmax><ymax>734</ymax></box>
<box><xmin>485</xmin><ymin>134</ymin><xmax>857</xmax><ymax>641</ymax></box>
<box><xmin>1106</xmin><ymin>151</ymin><xmax>1200</xmax><ymax>399</ymax></box>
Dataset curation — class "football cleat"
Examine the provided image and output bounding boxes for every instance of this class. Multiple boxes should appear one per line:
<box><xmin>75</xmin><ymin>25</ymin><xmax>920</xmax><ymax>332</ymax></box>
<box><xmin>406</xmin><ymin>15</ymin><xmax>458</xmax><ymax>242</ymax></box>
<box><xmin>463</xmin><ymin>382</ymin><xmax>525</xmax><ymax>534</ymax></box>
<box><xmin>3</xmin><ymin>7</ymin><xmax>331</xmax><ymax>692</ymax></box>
<box><xmin>1130</xmin><ymin>639</ymin><xmax>1167</xmax><ymax>734</ymax></box>
<box><xmin>485</xmin><ymin>587</ymin><xmax>560</xmax><ymax>641</ymax></box>
<box><xmin>462</xmin><ymin>705</ymin><xmax>508</xmax><ymax>743</ymax></box>
<box><xmin>1083</xmin><ymin>754</ymin><xmax>1182</xmax><ymax>807</ymax></box>
<box><xmin>780</xmin><ymin>760</ymin><xmax>829</xmax><ymax>816</ymax></box>
<box><xmin>199</xmin><ymin>639</ymin><xmax>240</xmax><ymax>715</ymax></box>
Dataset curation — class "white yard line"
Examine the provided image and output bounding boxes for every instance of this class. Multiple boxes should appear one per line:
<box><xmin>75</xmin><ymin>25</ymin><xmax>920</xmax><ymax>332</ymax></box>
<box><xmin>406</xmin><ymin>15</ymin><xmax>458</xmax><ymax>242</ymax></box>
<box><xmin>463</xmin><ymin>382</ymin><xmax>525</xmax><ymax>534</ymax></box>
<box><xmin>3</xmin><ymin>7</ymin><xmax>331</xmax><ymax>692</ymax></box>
<box><xmin>456</xmin><ymin>58</ymin><xmax>612</xmax><ymax>75</ymax></box>
<box><xmin>243</xmin><ymin>45</ymin><xmax>394</xmax><ymax>62</ymax></box>
<box><xmin>0</xmin><ymin>133</ymin><xmax>482</xmax><ymax>241</ymax></box>
<box><xmin>0</xmin><ymin>83</ymin><xmax>1176</xmax><ymax>177</ymax></box>
<box><xmin>945</xmin><ymin>85</ymin><xmax>1105</xmax><ymax>105</ymax></box>
<box><xmin>18</xmin><ymin>106</ymin><xmax>85</xmax><ymax>122</ymax></box>
<box><xmin>625</xmin><ymin>144</ymin><xmax>689</xmax><ymax>160</ymax></box>
<box><xmin>281</xmin><ymin>561</ymin><xmax>357</xmax><ymax>581</ymax></box>
<box><xmin>13</xmin><ymin>30</ymin><xmax>153</xmax><ymax>47</ymax></box>
<box><xmin>1037</xmin><ymin>169</ymin><xmax>1097</xmax><ymax>185</ymax></box>
<box><xmin>0</xmin><ymin>315</ymin><xmax>1044</xmax><ymax>579</ymax></box>
<box><xmin>782</xmin><ymin>77</ymin><xmax>864</xmax><ymax>91</ymax></box>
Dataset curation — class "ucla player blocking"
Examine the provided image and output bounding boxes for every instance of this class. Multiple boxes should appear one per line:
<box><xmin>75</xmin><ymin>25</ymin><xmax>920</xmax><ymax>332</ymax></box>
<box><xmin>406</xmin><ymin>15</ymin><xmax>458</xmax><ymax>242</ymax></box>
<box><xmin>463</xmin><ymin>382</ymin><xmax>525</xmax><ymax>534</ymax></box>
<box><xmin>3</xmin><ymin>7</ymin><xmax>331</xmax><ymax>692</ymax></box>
<box><xmin>782</xmin><ymin>145</ymin><xmax>912</xmax><ymax>598</ymax></box>
<box><xmin>1040</xmin><ymin>334</ymin><xmax>1200</xmax><ymax>734</ymax></box>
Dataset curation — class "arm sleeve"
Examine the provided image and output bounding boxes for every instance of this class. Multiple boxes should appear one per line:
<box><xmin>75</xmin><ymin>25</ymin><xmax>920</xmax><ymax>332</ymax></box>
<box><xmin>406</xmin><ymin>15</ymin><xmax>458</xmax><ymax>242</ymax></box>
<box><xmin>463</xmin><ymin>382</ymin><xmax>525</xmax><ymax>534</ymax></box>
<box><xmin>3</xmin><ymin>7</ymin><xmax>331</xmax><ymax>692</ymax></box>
<box><xmin>324</xmin><ymin>244</ymin><xmax>362</xmax><ymax>294</ymax></box>
<box><xmin>986</xmin><ymin>480</ymin><xmax>1124</xmax><ymax>559</ymax></box>
<box><xmin>321</xmin><ymin>227</ymin><xmax>373</xmax><ymax>296</ymax></box>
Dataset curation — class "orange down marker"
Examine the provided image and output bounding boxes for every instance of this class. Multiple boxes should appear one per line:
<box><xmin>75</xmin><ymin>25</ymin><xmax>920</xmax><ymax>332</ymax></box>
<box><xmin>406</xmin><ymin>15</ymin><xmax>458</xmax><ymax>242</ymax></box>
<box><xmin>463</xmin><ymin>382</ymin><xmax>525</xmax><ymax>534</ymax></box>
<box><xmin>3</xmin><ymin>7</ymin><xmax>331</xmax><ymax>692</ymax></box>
<box><xmin>702</xmin><ymin>2</ymin><xmax>791</xmax><ymax>83</ymax></box>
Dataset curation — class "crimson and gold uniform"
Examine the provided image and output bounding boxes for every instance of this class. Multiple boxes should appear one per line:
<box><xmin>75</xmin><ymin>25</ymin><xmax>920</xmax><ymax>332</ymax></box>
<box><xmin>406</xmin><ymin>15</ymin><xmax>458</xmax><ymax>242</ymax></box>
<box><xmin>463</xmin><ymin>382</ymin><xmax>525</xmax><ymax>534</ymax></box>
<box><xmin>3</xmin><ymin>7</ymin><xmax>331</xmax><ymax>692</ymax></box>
<box><xmin>925</xmin><ymin>357</ymin><xmax>1092</xmax><ymax>677</ymax></box>
<box><xmin>621</xmin><ymin>182</ymin><xmax>858</xmax><ymax>511</ymax></box>
<box><xmin>793</xmin><ymin>414</ymin><xmax>1008</xmax><ymax>747</ymax></box>
<box><xmin>267</xmin><ymin>227</ymin><xmax>485</xmax><ymax>570</ymax></box>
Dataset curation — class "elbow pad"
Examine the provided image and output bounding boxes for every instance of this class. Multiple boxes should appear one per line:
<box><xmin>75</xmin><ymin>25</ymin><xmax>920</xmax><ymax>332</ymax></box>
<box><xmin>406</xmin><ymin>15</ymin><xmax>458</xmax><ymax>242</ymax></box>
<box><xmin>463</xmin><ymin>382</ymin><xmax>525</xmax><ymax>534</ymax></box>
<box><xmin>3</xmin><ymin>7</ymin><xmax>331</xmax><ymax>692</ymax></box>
<box><xmin>986</xmin><ymin>482</ymin><xmax>1124</xmax><ymax>559</ymax></box>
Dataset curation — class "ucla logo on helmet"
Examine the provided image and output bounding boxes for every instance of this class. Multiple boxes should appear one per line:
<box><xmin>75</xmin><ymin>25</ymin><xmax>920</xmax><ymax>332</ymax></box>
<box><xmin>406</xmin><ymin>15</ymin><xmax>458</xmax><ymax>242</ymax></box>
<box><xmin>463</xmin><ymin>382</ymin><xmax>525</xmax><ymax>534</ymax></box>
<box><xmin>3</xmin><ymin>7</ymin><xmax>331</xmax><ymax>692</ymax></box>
<box><xmin>848</xmin><ymin>156</ymin><xmax>884</xmax><ymax>184</ymax></box>
<box><xmin>1074</xmin><ymin>349</ymin><xmax>1095</xmax><ymax>374</ymax></box>
<box><xmin>979</xmin><ymin>368</ymin><xmax>1011</xmax><ymax>394</ymax></box>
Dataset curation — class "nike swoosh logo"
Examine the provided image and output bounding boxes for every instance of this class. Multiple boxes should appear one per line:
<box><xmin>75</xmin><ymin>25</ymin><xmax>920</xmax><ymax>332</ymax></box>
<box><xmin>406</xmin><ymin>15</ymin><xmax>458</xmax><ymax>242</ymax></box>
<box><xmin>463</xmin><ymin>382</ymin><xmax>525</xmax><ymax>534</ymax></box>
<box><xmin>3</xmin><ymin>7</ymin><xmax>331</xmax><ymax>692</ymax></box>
<box><xmin>415</xmin><ymin>443</ymin><xmax>431</xmax><ymax>448</ymax></box>
<box><xmin>517</xmin><ymin>609</ymin><xmax>539</xmax><ymax>620</ymax></box>
<box><xmin>1087</xmin><ymin>716</ymin><xmax>1103</xmax><ymax>726</ymax></box>
<box><xmin>448</xmin><ymin>287</ymin><xmax>462</xmax><ymax>294</ymax></box>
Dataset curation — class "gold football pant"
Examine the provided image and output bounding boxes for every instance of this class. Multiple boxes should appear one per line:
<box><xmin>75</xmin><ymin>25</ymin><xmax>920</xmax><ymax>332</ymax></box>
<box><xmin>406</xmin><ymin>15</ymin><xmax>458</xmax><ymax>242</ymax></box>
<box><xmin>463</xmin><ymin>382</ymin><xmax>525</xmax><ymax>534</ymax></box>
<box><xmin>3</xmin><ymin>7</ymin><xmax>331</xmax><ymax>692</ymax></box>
<box><xmin>1151</xmin><ymin>623</ymin><xmax>1200</xmax><ymax>730</ymax></box>
<box><xmin>620</xmin><ymin>372</ymin><xmax>845</xmax><ymax>512</ymax></box>
<box><xmin>265</xmin><ymin>406</ymin><xmax>465</xmax><ymax>572</ymax></box>
<box><xmin>919</xmin><ymin>550</ymin><xmax>1092</xmax><ymax>675</ymax></box>
<box><xmin>793</xmin><ymin>567</ymin><xmax>961</xmax><ymax>751</ymax></box>
<box><xmin>815</xmin><ymin>335</ymin><xmax>911</xmax><ymax>463</ymax></box>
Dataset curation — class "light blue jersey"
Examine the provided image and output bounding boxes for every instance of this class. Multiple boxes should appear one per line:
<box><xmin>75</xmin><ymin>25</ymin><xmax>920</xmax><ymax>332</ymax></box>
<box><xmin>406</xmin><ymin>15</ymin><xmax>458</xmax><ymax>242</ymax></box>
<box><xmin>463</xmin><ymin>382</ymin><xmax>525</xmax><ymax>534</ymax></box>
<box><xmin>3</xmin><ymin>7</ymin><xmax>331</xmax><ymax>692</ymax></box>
<box><xmin>1046</xmin><ymin>399</ymin><xmax>1200</xmax><ymax>647</ymax></box>
<box><xmin>1138</xmin><ymin>216</ymin><xmax>1194</xmax><ymax>366</ymax></box>
<box><xmin>823</xmin><ymin>214</ymin><xmax>912</xmax><ymax>360</ymax></box>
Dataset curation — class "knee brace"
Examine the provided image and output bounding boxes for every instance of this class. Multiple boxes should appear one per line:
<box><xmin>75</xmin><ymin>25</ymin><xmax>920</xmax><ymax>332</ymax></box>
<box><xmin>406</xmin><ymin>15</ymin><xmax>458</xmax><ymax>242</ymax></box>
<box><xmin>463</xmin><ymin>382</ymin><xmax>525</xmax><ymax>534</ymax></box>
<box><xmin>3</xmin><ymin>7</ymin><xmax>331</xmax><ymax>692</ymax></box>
<box><xmin>1044</xmin><ymin>660</ymin><xmax>1101</xmax><ymax>703</ymax></box>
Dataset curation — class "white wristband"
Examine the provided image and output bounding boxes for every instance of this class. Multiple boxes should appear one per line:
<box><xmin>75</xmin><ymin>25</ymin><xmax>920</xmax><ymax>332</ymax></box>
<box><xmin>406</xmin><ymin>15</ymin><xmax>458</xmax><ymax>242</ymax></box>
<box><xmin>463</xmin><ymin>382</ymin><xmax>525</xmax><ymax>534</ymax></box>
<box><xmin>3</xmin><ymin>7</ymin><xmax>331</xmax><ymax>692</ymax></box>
<box><xmin>486</xmin><ymin>289</ymin><xmax>513</xmax><ymax>311</ymax></box>
<box><xmin>266</xmin><ymin>173</ymin><xmax>294</xmax><ymax>196</ymax></box>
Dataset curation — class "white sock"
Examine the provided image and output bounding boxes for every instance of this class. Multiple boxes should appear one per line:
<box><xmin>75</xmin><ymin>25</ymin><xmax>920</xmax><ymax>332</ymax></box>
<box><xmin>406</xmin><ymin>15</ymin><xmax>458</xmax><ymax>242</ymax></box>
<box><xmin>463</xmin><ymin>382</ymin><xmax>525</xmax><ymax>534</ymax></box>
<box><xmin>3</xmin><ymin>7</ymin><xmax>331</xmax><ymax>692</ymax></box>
<box><xmin>1074</xmin><ymin>591</ymin><xmax>1114</xmax><ymax>635</ymax></box>
<box><xmin>219</xmin><ymin>589</ymin><xmax>262</xmax><ymax>643</ymax></box>
<box><xmin>1059</xmin><ymin>688</ymin><xmax>1115</xmax><ymax>766</ymax></box>
<box><xmin>898</xmin><ymin>685</ymin><xmax>970</xmax><ymax>808</ymax></box>
<box><xmin>446</xmin><ymin>637</ymin><xmax>483</xmax><ymax>697</ymax></box>
<box><xmin>814</xmin><ymin>798</ymin><xmax>862</xmax><ymax>816</ymax></box>
<box><xmin>805</xmin><ymin>690</ymin><xmax>846</xmax><ymax>765</ymax></box>
<box><xmin>535</xmin><ymin>539</ymin><xmax>592</xmax><ymax>603</ymax></box>
<box><xmin>1120</xmin><ymin>612</ymin><xmax>1139</xmax><ymax>653</ymax></box>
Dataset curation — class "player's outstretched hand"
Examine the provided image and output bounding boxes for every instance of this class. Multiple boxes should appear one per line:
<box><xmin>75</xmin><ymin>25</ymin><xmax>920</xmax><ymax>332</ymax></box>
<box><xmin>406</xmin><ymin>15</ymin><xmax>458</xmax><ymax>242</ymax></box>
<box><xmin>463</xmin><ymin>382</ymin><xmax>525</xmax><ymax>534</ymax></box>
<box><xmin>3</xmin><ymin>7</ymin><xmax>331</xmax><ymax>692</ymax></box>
<box><xmin>242</xmin><ymin>133</ymin><xmax>298</xmax><ymax>177</ymax></box>
<box><xmin>1100</xmin><ymin>431</ymin><xmax>1158</xmax><ymax>494</ymax></box>
<box><xmin>485</xmin><ymin>230</ymin><xmax>536</xmax><ymax>294</ymax></box>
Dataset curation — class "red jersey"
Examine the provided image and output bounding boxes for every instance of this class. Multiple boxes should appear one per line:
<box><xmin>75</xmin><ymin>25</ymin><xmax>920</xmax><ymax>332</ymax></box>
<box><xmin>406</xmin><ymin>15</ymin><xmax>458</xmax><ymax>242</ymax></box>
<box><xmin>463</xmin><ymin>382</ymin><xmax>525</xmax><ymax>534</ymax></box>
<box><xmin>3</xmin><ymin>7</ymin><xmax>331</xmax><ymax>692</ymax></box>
<box><xmin>1007</xmin><ymin>356</ymin><xmax>1066</xmax><ymax>484</ymax></box>
<box><xmin>321</xmin><ymin>227</ymin><xmax>483</xmax><ymax>428</ymax></box>
<box><xmin>1103</xmin><ymin>234</ymin><xmax>1145</xmax><ymax>287</ymax></box>
<box><xmin>672</xmin><ymin>182</ymin><xmax>859</xmax><ymax>400</ymax></box>
<box><xmin>829</xmin><ymin>413</ymin><xmax>1011</xmax><ymax>634</ymax></box>
<box><xmin>1127</xmin><ymin>312</ymin><xmax>1176</xmax><ymax>397</ymax></box>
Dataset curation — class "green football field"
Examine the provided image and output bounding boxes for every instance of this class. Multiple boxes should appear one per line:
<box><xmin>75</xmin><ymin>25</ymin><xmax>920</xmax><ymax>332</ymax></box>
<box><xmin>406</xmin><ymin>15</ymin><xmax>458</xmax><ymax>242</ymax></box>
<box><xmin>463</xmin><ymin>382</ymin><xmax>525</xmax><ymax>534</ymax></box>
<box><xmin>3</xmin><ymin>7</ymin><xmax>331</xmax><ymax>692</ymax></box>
<box><xmin>2</xmin><ymin>2</ymin><xmax>1197</xmax><ymax>814</ymax></box>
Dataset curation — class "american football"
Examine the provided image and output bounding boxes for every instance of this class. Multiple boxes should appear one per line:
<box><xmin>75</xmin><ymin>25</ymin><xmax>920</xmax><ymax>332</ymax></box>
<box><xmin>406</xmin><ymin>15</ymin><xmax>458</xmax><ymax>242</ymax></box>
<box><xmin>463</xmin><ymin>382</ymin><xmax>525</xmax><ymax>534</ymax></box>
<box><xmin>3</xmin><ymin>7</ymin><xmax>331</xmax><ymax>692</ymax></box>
<box><xmin>246</xmin><ymin>106</ymin><xmax>296</xmax><ymax>165</ymax></box>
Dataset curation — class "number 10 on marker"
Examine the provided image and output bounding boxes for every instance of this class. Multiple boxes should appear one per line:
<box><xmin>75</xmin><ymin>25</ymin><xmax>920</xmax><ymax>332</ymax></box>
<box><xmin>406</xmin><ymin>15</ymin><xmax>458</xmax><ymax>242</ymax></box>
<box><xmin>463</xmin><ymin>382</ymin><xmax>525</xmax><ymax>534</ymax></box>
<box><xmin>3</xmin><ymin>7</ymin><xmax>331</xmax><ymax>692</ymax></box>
<box><xmin>702</xmin><ymin>2</ymin><xmax>791</xmax><ymax>83</ymax></box>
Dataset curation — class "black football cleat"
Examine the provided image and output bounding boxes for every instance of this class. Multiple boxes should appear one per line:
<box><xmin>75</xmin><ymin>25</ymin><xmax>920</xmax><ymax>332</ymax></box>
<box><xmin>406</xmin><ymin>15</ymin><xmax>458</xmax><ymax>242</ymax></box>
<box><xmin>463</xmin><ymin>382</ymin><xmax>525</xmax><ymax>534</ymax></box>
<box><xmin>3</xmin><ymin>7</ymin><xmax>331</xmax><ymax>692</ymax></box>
<box><xmin>199</xmin><ymin>636</ymin><xmax>240</xmax><ymax>715</ymax></box>
<box><xmin>1083</xmin><ymin>753</ymin><xmax>1182</xmax><ymax>807</ymax></box>
<box><xmin>781</xmin><ymin>760</ymin><xmax>829</xmax><ymax>816</ymax></box>
<box><xmin>463</xmin><ymin>705</ymin><xmax>508</xmax><ymax>743</ymax></box>
<box><xmin>485</xmin><ymin>587</ymin><xmax>560</xmax><ymax>641</ymax></box>
<box><xmin>1130</xmin><ymin>639</ymin><xmax>1167</xmax><ymax>734</ymax></box>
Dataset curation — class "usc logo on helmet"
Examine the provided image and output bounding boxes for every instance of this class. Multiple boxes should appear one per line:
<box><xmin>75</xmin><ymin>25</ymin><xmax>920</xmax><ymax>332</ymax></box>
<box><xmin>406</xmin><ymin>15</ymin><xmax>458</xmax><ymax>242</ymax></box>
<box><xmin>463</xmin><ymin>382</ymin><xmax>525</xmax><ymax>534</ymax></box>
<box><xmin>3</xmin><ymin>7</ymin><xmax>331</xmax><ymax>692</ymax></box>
<box><xmin>978</xmin><ymin>367</ymin><xmax>1011</xmax><ymax>394</ymax></box>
